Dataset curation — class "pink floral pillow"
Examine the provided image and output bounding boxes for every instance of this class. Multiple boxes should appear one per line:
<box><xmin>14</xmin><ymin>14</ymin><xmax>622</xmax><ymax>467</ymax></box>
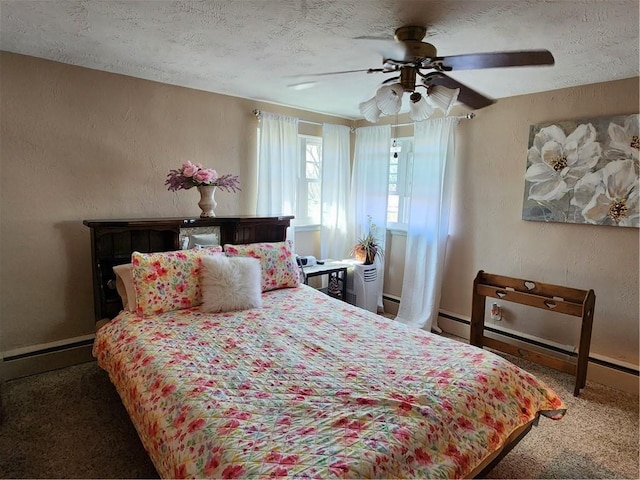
<box><xmin>131</xmin><ymin>246</ymin><xmax>223</xmax><ymax>316</ymax></box>
<box><xmin>223</xmin><ymin>241</ymin><xmax>300</xmax><ymax>292</ymax></box>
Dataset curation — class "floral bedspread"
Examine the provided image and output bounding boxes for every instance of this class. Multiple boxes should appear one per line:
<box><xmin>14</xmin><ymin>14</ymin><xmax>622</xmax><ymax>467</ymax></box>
<box><xmin>93</xmin><ymin>285</ymin><xmax>565</xmax><ymax>479</ymax></box>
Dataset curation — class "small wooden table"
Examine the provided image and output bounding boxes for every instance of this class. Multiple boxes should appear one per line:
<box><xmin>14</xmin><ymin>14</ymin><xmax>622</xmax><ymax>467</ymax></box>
<box><xmin>302</xmin><ymin>262</ymin><xmax>350</xmax><ymax>301</ymax></box>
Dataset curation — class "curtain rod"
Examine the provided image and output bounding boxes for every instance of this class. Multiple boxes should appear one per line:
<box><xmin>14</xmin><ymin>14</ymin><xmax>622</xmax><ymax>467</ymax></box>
<box><xmin>252</xmin><ymin>109</ymin><xmax>475</xmax><ymax>128</ymax></box>
<box><xmin>395</xmin><ymin>112</ymin><xmax>476</xmax><ymax>128</ymax></box>
<box><xmin>253</xmin><ymin>109</ymin><xmax>323</xmax><ymax>127</ymax></box>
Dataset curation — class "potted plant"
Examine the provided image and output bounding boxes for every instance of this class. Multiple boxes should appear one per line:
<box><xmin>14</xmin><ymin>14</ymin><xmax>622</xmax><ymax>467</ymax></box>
<box><xmin>352</xmin><ymin>217</ymin><xmax>383</xmax><ymax>265</ymax></box>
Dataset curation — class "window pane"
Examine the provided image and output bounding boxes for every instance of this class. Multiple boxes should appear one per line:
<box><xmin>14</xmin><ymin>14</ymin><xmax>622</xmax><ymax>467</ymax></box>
<box><xmin>298</xmin><ymin>136</ymin><xmax>322</xmax><ymax>224</ymax></box>
<box><xmin>387</xmin><ymin>137</ymin><xmax>413</xmax><ymax>227</ymax></box>
<box><xmin>306</xmin><ymin>160</ymin><xmax>321</xmax><ymax>179</ymax></box>
<box><xmin>308</xmin><ymin>182</ymin><xmax>321</xmax><ymax>220</ymax></box>
<box><xmin>387</xmin><ymin>195</ymin><xmax>399</xmax><ymax>223</ymax></box>
<box><xmin>307</xmin><ymin>143</ymin><xmax>321</xmax><ymax>160</ymax></box>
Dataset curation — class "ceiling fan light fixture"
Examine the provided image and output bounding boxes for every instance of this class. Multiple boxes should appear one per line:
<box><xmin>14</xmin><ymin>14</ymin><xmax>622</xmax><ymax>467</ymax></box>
<box><xmin>375</xmin><ymin>83</ymin><xmax>404</xmax><ymax>115</ymax></box>
<box><xmin>351</xmin><ymin>26</ymin><xmax>554</xmax><ymax>121</ymax></box>
<box><xmin>409</xmin><ymin>92</ymin><xmax>434</xmax><ymax>121</ymax></box>
<box><xmin>359</xmin><ymin>96</ymin><xmax>382</xmax><ymax>123</ymax></box>
<box><xmin>427</xmin><ymin>85</ymin><xmax>460</xmax><ymax>115</ymax></box>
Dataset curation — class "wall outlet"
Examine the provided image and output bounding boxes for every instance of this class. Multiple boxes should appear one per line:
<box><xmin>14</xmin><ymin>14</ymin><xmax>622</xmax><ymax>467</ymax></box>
<box><xmin>490</xmin><ymin>302</ymin><xmax>502</xmax><ymax>321</ymax></box>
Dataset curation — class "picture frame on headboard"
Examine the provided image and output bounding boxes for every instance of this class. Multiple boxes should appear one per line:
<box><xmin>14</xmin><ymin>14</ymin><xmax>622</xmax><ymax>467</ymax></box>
<box><xmin>522</xmin><ymin>113</ymin><xmax>639</xmax><ymax>228</ymax></box>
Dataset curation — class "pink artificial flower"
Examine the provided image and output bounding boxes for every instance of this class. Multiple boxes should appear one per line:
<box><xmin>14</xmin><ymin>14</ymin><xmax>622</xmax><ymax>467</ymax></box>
<box><xmin>194</xmin><ymin>168</ymin><xmax>216</xmax><ymax>184</ymax></box>
<box><xmin>166</xmin><ymin>163</ymin><xmax>240</xmax><ymax>192</ymax></box>
<box><xmin>182</xmin><ymin>161</ymin><xmax>200</xmax><ymax>177</ymax></box>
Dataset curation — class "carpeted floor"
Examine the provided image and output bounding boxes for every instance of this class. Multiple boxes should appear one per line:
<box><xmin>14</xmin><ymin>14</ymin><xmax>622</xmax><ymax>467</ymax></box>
<box><xmin>0</xmin><ymin>347</ymin><xmax>638</xmax><ymax>479</ymax></box>
<box><xmin>483</xmin><ymin>355</ymin><xmax>638</xmax><ymax>479</ymax></box>
<box><xmin>0</xmin><ymin>360</ymin><xmax>158</xmax><ymax>479</ymax></box>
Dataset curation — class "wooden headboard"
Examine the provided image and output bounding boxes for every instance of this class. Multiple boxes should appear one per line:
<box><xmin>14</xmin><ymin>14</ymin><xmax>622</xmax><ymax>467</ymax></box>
<box><xmin>83</xmin><ymin>215</ymin><xmax>293</xmax><ymax>321</ymax></box>
<box><xmin>470</xmin><ymin>270</ymin><xmax>595</xmax><ymax>396</ymax></box>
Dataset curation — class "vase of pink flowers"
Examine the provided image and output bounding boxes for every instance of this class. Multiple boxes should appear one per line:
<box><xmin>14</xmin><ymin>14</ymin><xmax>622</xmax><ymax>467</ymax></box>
<box><xmin>166</xmin><ymin>161</ymin><xmax>240</xmax><ymax>218</ymax></box>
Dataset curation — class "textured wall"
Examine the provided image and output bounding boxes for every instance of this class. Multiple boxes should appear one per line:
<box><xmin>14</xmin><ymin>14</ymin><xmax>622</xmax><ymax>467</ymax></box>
<box><xmin>440</xmin><ymin>77</ymin><xmax>639</xmax><ymax>367</ymax></box>
<box><xmin>0</xmin><ymin>52</ymin><xmax>348</xmax><ymax>352</ymax></box>
<box><xmin>1</xmin><ymin>51</ymin><xmax>638</xmax><ymax>370</ymax></box>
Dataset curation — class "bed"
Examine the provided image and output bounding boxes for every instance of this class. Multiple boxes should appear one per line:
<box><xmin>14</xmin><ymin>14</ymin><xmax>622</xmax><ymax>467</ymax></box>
<box><xmin>90</xmin><ymin>218</ymin><xmax>565</xmax><ymax>479</ymax></box>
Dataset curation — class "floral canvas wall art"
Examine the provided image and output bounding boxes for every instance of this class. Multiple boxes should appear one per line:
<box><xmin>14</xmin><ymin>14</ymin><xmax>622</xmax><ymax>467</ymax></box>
<box><xmin>522</xmin><ymin>113</ymin><xmax>639</xmax><ymax>228</ymax></box>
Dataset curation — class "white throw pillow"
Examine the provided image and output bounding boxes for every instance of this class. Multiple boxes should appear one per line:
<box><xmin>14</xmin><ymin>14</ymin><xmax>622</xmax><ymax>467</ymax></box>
<box><xmin>200</xmin><ymin>255</ymin><xmax>262</xmax><ymax>313</ymax></box>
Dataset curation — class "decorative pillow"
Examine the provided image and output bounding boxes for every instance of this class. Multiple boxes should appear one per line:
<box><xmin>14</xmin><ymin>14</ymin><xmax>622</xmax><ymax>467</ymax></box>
<box><xmin>112</xmin><ymin>263</ymin><xmax>136</xmax><ymax>312</ymax></box>
<box><xmin>131</xmin><ymin>245</ymin><xmax>223</xmax><ymax>316</ymax></box>
<box><xmin>200</xmin><ymin>255</ymin><xmax>262</xmax><ymax>312</ymax></box>
<box><xmin>223</xmin><ymin>241</ymin><xmax>300</xmax><ymax>292</ymax></box>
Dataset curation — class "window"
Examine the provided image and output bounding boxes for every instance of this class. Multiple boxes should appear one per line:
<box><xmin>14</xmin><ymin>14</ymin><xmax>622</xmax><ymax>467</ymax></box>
<box><xmin>387</xmin><ymin>137</ymin><xmax>413</xmax><ymax>228</ymax></box>
<box><xmin>297</xmin><ymin>135</ymin><xmax>322</xmax><ymax>225</ymax></box>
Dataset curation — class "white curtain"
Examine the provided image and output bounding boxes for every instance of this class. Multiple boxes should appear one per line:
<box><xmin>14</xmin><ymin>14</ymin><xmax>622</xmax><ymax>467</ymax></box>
<box><xmin>396</xmin><ymin>117</ymin><xmax>457</xmax><ymax>331</ymax></box>
<box><xmin>350</xmin><ymin>124</ymin><xmax>391</xmax><ymax>308</ymax></box>
<box><xmin>256</xmin><ymin>112</ymin><xmax>299</xmax><ymax>220</ymax></box>
<box><xmin>320</xmin><ymin>123</ymin><xmax>351</xmax><ymax>260</ymax></box>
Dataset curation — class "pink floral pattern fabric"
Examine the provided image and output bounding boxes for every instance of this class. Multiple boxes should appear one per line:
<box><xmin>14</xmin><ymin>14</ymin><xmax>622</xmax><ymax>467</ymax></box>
<box><xmin>131</xmin><ymin>246</ymin><xmax>222</xmax><ymax>316</ymax></box>
<box><xmin>224</xmin><ymin>241</ymin><xmax>299</xmax><ymax>292</ymax></box>
<box><xmin>94</xmin><ymin>285</ymin><xmax>565</xmax><ymax>479</ymax></box>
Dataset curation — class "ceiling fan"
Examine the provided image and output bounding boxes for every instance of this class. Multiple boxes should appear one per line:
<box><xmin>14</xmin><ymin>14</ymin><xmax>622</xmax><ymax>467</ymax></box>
<box><xmin>294</xmin><ymin>26</ymin><xmax>555</xmax><ymax>122</ymax></box>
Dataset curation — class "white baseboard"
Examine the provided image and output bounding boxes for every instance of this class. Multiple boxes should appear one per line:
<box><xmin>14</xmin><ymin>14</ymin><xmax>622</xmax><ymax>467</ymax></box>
<box><xmin>438</xmin><ymin>314</ymin><xmax>639</xmax><ymax>396</ymax></box>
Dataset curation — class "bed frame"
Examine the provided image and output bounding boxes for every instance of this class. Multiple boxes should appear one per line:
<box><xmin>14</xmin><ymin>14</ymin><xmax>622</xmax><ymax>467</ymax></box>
<box><xmin>470</xmin><ymin>270</ymin><xmax>595</xmax><ymax>396</ymax></box>
<box><xmin>468</xmin><ymin>413</ymin><xmax>540</xmax><ymax>478</ymax></box>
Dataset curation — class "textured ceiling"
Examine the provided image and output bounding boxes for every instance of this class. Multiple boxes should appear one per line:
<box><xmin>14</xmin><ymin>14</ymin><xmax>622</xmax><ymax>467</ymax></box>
<box><xmin>1</xmin><ymin>0</ymin><xmax>638</xmax><ymax>119</ymax></box>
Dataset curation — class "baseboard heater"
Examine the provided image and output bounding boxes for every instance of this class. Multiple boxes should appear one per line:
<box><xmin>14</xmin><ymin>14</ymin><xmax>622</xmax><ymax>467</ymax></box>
<box><xmin>3</xmin><ymin>338</ymin><xmax>94</xmax><ymax>362</ymax></box>
<box><xmin>2</xmin><ymin>335</ymin><xmax>97</xmax><ymax>380</ymax></box>
<box><xmin>382</xmin><ymin>294</ymin><xmax>400</xmax><ymax>304</ymax></box>
<box><xmin>439</xmin><ymin>312</ymin><xmax>639</xmax><ymax>377</ymax></box>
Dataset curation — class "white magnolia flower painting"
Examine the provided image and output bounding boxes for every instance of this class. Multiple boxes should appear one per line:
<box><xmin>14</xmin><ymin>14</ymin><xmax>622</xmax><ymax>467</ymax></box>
<box><xmin>523</xmin><ymin>114</ymin><xmax>639</xmax><ymax>228</ymax></box>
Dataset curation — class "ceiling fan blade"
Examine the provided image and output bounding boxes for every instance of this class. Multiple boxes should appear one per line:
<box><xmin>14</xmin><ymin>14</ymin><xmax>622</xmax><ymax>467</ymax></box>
<box><xmin>434</xmin><ymin>50</ymin><xmax>555</xmax><ymax>71</ymax></box>
<box><xmin>287</xmin><ymin>81</ymin><xmax>318</xmax><ymax>90</ymax></box>
<box><xmin>284</xmin><ymin>68</ymin><xmax>385</xmax><ymax>79</ymax></box>
<box><xmin>423</xmin><ymin>72</ymin><xmax>495</xmax><ymax>110</ymax></box>
<box><xmin>354</xmin><ymin>35</ymin><xmax>408</xmax><ymax>61</ymax></box>
<box><xmin>354</xmin><ymin>35</ymin><xmax>395</xmax><ymax>41</ymax></box>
